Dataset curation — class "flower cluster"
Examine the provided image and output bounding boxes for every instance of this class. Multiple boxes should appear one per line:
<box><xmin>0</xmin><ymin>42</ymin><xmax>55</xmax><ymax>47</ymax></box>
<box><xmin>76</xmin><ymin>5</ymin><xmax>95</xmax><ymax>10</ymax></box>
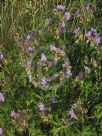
<box><xmin>56</xmin><ymin>5</ymin><xmax>66</xmax><ymax>11</ymax></box>
<box><xmin>85</xmin><ymin>28</ymin><xmax>101</xmax><ymax>45</ymax></box>
<box><xmin>31</xmin><ymin>44</ymin><xmax>72</xmax><ymax>90</ymax></box>
<box><xmin>0</xmin><ymin>92</ymin><xmax>5</xmax><ymax>102</ymax></box>
<box><xmin>38</xmin><ymin>102</ymin><xmax>46</xmax><ymax>112</ymax></box>
<box><xmin>0</xmin><ymin>128</ymin><xmax>3</xmax><ymax>135</ymax></box>
<box><xmin>10</xmin><ymin>110</ymin><xmax>30</xmax><ymax>132</ymax></box>
<box><xmin>19</xmin><ymin>30</ymin><xmax>72</xmax><ymax>91</ymax></box>
<box><xmin>10</xmin><ymin>110</ymin><xmax>16</xmax><ymax>117</ymax></box>
<box><xmin>68</xmin><ymin>104</ymin><xmax>78</xmax><ymax>120</ymax></box>
<box><xmin>0</xmin><ymin>52</ymin><xmax>4</xmax><ymax>61</ymax></box>
<box><xmin>8</xmin><ymin>1</ymin><xmax>101</xmax><ymax>135</ymax></box>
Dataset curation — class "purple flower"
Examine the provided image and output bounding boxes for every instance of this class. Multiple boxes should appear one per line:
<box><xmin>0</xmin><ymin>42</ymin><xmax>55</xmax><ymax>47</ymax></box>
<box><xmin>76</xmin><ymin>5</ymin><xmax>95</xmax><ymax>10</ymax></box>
<box><xmin>85</xmin><ymin>28</ymin><xmax>101</xmax><ymax>45</ymax></box>
<box><xmin>0</xmin><ymin>92</ymin><xmax>5</xmax><ymax>102</ymax></box>
<box><xmin>0</xmin><ymin>128</ymin><xmax>3</xmax><ymax>135</ymax></box>
<box><xmin>66</xmin><ymin>120</ymin><xmax>71</xmax><ymax>125</ymax></box>
<box><xmin>45</xmin><ymin>18</ymin><xmax>51</xmax><ymax>26</ymax></box>
<box><xmin>38</xmin><ymin>102</ymin><xmax>45</xmax><ymax>111</ymax></box>
<box><xmin>74</xmin><ymin>27</ymin><xmax>81</xmax><ymax>35</ymax></box>
<box><xmin>61</xmin><ymin>21</ymin><xmax>66</xmax><ymax>33</ymax></box>
<box><xmin>85</xmin><ymin>30</ymin><xmax>92</xmax><ymax>38</ymax></box>
<box><xmin>40</xmin><ymin>77</ymin><xmax>47</xmax><ymax>86</ymax></box>
<box><xmin>27</xmin><ymin>60</ymin><xmax>32</xmax><ymax>65</ymax></box>
<box><xmin>50</xmin><ymin>45</ymin><xmax>64</xmax><ymax>54</ymax></box>
<box><xmin>86</xmin><ymin>3</ymin><xmax>91</xmax><ymax>12</ymax></box>
<box><xmin>65</xmin><ymin>70</ymin><xmax>72</xmax><ymax>78</ymax></box>
<box><xmin>64</xmin><ymin>12</ymin><xmax>71</xmax><ymax>20</ymax></box>
<box><xmin>71</xmin><ymin>104</ymin><xmax>77</xmax><ymax>110</ymax></box>
<box><xmin>93</xmin><ymin>36</ymin><xmax>100</xmax><ymax>45</ymax></box>
<box><xmin>86</xmin><ymin>28</ymin><xmax>98</xmax><ymax>38</ymax></box>
<box><xmin>27</xmin><ymin>47</ymin><xmax>33</xmax><ymax>53</ymax></box>
<box><xmin>41</xmin><ymin>53</ymin><xmax>47</xmax><ymax>62</ymax></box>
<box><xmin>91</xmin><ymin>28</ymin><xmax>97</xmax><ymax>34</ymax></box>
<box><xmin>50</xmin><ymin>45</ymin><xmax>57</xmax><ymax>52</ymax></box>
<box><xmin>56</xmin><ymin>5</ymin><xmax>66</xmax><ymax>11</ymax></box>
<box><xmin>26</xmin><ymin>32</ymin><xmax>35</xmax><ymax>45</ymax></box>
<box><xmin>0</xmin><ymin>52</ymin><xmax>4</xmax><ymax>61</ymax></box>
<box><xmin>69</xmin><ymin>108</ymin><xmax>77</xmax><ymax>119</ymax></box>
<box><xmin>10</xmin><ymin>110</ymin><xmax>16</xmax><ymax>117</ymax></box>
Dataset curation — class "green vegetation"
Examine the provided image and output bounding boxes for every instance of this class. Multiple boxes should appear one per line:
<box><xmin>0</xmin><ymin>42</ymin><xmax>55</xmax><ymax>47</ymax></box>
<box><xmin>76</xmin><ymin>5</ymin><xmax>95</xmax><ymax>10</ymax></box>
<box><xmin>0</xmin><ymin>0</ymin><xmax>102</xmax><ymax>136</ymax></box>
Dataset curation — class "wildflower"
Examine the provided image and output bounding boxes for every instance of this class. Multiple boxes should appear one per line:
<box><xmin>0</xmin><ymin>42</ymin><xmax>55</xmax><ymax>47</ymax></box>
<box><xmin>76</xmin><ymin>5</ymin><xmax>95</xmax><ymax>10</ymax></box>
<box><xmin>40</xmin><ymin>77</ymin><xmax>47</xmax><ymax>86</ymax></box>
<box><xmin>38</xmin><ymin>102</ymin><xmax>45</xmax><ymax>111</ymax></box>
<box><xmin>74</xmin><ymin>27</ymin><xmax>81</xmax><ymax>35</ymax></box>
<box><xmin>71</xmin><ymin>104</ymin><xmax>77</xmax><ymax>110</ymax></box>
<box><xmin>61</xmin><ymin>21</ymin><xmax>66</xmax><ymax>33</ymax></box>
<box><xmin>50</xmin><ymin>44</ymin><xmax>57</xmax><ymax>52</ymax></box>
<box><xmin>0</xmin><ymin>128</ymin><xmax>3</xmax><ymax>135</ymax></box>
<box><xmin>85</xmin><ymin>28</ymin><xmax>101</xmax><ymax>45</ymax></box>
<box><xmin>93</xmin><ymin>36</ymin><xmax>100</xmax><ymax>45</ymax></box>
<box><xmin>0</xmin><ymin>52</ymin><xmax>4</xmax><ymax>61</ymax></box>
<box><xmin>26</xmin><ymin>32</ymin><xmax>35</xmax><ymax>45</ymax></box>
<box><xmin>56</xmin><ymin>5</ymin><xmax>66</xmax><ymax>11</ymax></box>
<box><xmin>66</xmin><ymin>120</ymin><xmax>71</xmax><ymax>125</ymax></box>
<box><xmin>65</xmin><ymin>70</ymin><xmax>72</xmax><ymax>78</ymax></box>
<box><xmin>85</xmin><ymin>30</ymin><xmax>92</xmax><ymax>38</ymax></box>
<box><xmin>45</xmin><ymin>18</ymin><xmax>51</xmax><ymax>26</ymax></box>
<box><xmin>10</xmin><ymin>110</ymin><xmax>16</xmax><ymax>117</ymax></box>
<box><xmin>27</xmin><ymin>47</ymin><xmax>33</xmax><ymax>54</ymax></box>
<box><xmin>0</xmin><ymin>92</ymin><xmax>5</xmax><ymax>102</ymax></box>
<box><xmin>50</xmin><ymin>45</ymin><xmax>64</xmax><ymax>55</ymax></box>
<box><xmin>91</xmin><ymin>28</ymin><xmax>97</xmax><ymax>34</ymax></box>
<box><xmin>85</xmin><ymin>28</ymin><xmax>97</xmax><ymax>38</ymax></box>
<box><xmin>64</xmin><ymin>12</ymin><xmax>71</xmax><ymax>20</ymax></box>
<box><xmin>27</xmin><ymin>60</ymin><xmax>32</xmax><ymax>65</ymax></box>
<box><xmin>69</xmin><ymin>108</ymin><xmax>77</xmax><ymax>119</ymax></box>
<box><xmin>86</xmin><ymin>3</ymin><xmax>91</xmax><ymax>12</ymax></box>
<box><xmin>41</xmin><ymin>53</ymin><xmax>47</xmax><ymax>62</ymax></box>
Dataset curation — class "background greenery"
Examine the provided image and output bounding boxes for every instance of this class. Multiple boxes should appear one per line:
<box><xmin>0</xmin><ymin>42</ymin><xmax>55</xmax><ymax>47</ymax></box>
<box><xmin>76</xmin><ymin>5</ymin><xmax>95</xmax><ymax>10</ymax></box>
<box><xmin>0</xmin><ymin>0</ymin><xmax>102</xmax><ymax>136</ymax></box>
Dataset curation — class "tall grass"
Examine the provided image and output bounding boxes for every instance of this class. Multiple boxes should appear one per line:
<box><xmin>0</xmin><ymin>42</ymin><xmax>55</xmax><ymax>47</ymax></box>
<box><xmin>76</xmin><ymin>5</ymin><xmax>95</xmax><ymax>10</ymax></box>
<box><xmin>0</xmin><ymin>0</ymin><xmax>102</xmax><ymax>136</ymax></box>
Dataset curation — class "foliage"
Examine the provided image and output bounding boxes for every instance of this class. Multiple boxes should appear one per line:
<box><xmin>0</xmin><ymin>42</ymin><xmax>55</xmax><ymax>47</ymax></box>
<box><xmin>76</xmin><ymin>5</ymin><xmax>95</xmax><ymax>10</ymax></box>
<box><xmin>0</xmin><ymin>0</ymin><xmax>102</xmax><ymax>136</ymax></box>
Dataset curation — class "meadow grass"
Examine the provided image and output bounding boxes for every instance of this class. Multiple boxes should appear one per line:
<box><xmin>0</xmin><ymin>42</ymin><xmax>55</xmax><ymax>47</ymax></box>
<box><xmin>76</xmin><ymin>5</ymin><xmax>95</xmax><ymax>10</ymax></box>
<box><xmin>0</xmin><ymin>0</ymin><xmax>102</xmax><ymax>136</ymax></box>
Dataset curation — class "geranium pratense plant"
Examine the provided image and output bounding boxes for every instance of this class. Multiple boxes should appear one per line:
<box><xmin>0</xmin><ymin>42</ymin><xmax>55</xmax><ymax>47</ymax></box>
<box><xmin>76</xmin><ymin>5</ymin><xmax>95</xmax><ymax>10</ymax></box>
<box><xmin>85</xmin><ymin>28</ymin><xmax>101</xmax><ymax>45</ymax></box>
<box><xmin>18</xmin><ymin>16</ymin><xmax>72</xmax><ymax>91</ymax></box>
<box><xmin>0</xmin><ymin>92</ymin><xmax>5</xmax><ymax>102</ymax></box>
<box><xmin>0</xmin><ymin>0</ymin><xmax>99</xmax><ymax>136</ymax></box>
